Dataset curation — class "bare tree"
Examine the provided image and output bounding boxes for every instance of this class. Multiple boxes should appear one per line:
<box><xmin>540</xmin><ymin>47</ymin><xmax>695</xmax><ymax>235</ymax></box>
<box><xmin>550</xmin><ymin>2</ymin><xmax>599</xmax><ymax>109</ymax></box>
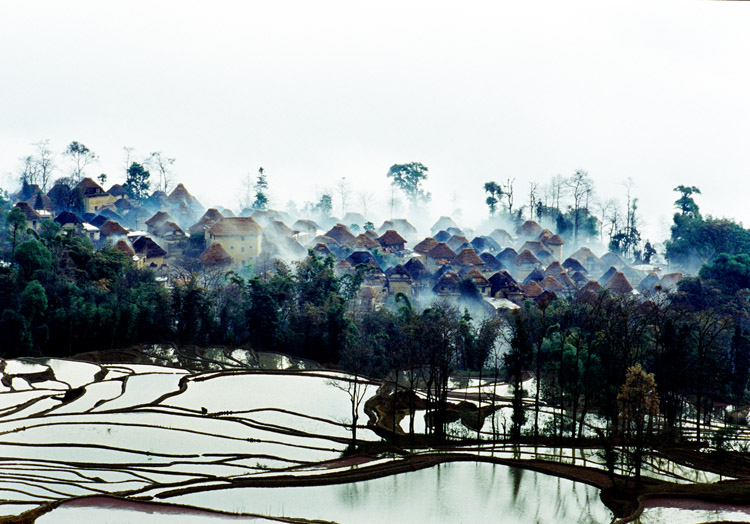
<box><xmin>64</xmin><ymin>141</ymin><xmax>98</xmax><ymax>183</ymax></box>
<box><xmin>20</xmin><ymin>140</ymin><xmax>56</xmax><ymax>191</ymax></box>
<box><xmin>123</xmin><ymin>146</ymin><xmax>135</xmax><ymax>176</ymax></box>
<box><xmin>502</xmin><ymin>178</ymin><xmax>515</xmax><ymax>214</ymax></box>
<box><xmin>550</xmin><ymin>173</ymin><xmax>566</xmax><ymax>211</ymax></box>
<box><xmin>335</xmin><ymin>177</ymin><xmax>351</xmax><ymax>218</ymax></box>
<box><xmin>18</xmin><ymin>155</ymin><xmax>40</xmax><ymax>187</ymax></box>
<box><xmin>357</xmin><ymin>190</ymin><xmax>374</xmax><ymax>219</ymax></box>
<box><xmin>528</xmin><ymin>182</ymin><xmax>538</xmax><ymax>220</ymax></box>
<box><xmin>566</xmin><ymin>170</ymin><xmax>593</xmax><ymax>246</ymax></box>
<box><xmin>147</xmin><ymin>152</ymin><xmax>176</xmax><ymax>193</ymax></box>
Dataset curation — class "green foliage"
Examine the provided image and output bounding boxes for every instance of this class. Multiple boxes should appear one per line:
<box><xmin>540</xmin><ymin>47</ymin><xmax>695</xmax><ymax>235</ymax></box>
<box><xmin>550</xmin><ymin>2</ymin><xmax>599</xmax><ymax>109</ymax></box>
<box><xmin>14</xmin><ymin>240</ymin><xmax>52</xmax><ymax>280</ymax></box>
<box><xmin>252</xmin><ymin>167</ymin><xmax>268</xmax><ymax>210</ymax></box>
<box><xmin>699</xmin><ymin>253</ymin><xmax>750</xmax><ymax>294</ymax></box>
<box><xmin>483</xmin><ymin>181</ymin><xmax>502</xmax><ymax>216</ymax></box>
<box><xmin>315</xmin><ymin>193</ymin><xmax>333</xmax><ymax>219</ymax></box>
<box><xmin>674</xmin><ymin>185</ymin><xmax>701</xmax><ymax>219</ymax></box>
<box><xmin>386</xmin><ymin>162</ymin><xmax>430</xmax><ymax>206</ymax></box>
<box><xmin>123</xmin><ymin>162</ymin><xmax>151</xmax><ymax>200</ymax></box>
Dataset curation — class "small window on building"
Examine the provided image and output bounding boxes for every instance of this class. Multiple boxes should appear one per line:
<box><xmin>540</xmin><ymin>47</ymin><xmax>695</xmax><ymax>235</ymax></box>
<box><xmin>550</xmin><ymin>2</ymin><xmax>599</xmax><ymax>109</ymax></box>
<box><xmin>241</xmin><ymin>236</ymin><xmax>245</xmax><ymax>241</ymax></box>
<box><xmin>241</xmin><ymin>247</ymin><xmax>245</xmax><ymax>253</ymax></box>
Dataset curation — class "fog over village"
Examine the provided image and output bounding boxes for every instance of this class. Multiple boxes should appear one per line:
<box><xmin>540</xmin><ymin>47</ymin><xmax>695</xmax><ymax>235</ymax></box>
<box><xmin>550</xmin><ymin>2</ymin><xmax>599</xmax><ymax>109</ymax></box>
<box><xmin>2</xmin><ymin>2</ymin><xmax>750</xmax><ymax>524</ymax></box>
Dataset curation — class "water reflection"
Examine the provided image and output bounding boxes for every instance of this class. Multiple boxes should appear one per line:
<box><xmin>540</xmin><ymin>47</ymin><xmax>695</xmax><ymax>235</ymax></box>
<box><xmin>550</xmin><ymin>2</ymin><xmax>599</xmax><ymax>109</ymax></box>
<box><xmin>171</xmin><ymin>462</ymin><xmax>614</xmax><ymax>524</ymax></box>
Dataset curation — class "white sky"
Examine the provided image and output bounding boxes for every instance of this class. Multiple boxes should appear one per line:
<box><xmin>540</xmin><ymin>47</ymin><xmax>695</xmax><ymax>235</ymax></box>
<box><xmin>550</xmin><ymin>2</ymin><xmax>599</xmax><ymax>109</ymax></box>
<box><xmin>1</xmin><ymin>1</ymin><xmax>749</xmax><ymax>242</ymax></box>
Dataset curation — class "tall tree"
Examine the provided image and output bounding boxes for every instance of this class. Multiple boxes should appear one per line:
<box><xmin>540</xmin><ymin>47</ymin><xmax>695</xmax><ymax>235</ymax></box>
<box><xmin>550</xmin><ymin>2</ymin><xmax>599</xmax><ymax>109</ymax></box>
<box><xmin>386</xmin><ymin>163</ymin><xmax>430</xmax><ymax>207</ymax></box>
<box><xmin>63</xmin><ymin>141</ymin><xmax>98</xmax><ymax>183</ymax></box>
<box><xmin>617</xmin><ymin>363</ymin><xmax>659</xmax><ymax>486</ymax></box>
<box><xmin>483</xmin><ymin>181</ymin><xmax>502</xmax><ymax>216</ymax></box>
<box><xmin>147</xmin><ymin>152</ymin><xmax>175</xmax><ymax>193</ymax></box>
<box><xmin>566</xmin><ymin>170</ymin><xmax>593</xmax><ymax>246</ymax></box>
<box><xmin>253</xmin><ymin>167</ymin><xmax>268</xmax><ymax>210</ymax></box>
<box><xmin>123</xmin><ymin>162</ymin><xmax>151</xmax><ymax>200</ymax></box>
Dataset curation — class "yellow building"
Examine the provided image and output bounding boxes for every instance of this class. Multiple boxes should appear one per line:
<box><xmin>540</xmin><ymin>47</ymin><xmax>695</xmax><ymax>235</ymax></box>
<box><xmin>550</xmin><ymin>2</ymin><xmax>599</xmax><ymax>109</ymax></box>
<box><xmin>75</xmin><ymin>178</ymin><xmax>117</xmax><ymax>214</ymax></box>
<box><xmin>206</xmin><ymin>217</ymin><xmax>263</xmax><ymax>266</ymax></box>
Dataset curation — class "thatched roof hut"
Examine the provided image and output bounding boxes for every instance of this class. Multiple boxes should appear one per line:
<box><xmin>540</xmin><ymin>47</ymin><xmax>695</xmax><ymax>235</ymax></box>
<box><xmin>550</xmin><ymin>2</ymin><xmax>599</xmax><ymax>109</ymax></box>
<box><xmin>479</xmin><ymin>252</ymin><xmax>505</xmax><ymax>272</ymax></box>
<box><xmin>200</xmin><ymin>242</ymin><xmax>233</xmax><ymax>266</ymax></box>
<box><xmin>405</xmin><ymin>258</ymin><xmax>431</xmax><ymax>281</ymax></box>
<box><xmin>454</xmin><ymin>248</ymin><xmax>483</xmax><ymax>267</ymax></box>
<box><xmin>352</xmin><ymin>234</ymin><xmax>380</xmax><ymax>250</ymax></box>
<box><xmin>427</xmin><ymin>242</ymin><xmax>457</xmax><ymax>263</ymax></box>
<box><xmin>522</xmin><ymin>280</ymin><xmax>544</xmax><ymax>298</ymax></box>
<box><xmin>378</xmin><ymin>230</ymin><xmax>407</xmax><ymax>249</ymax></box>
<box><xmin>99</xmin><ymin>220</ymin><xmax>129</xmax><ymax>238</ymax></box>
<box><xmin>489</xmin><ymin>228</ymin><xmax>513</xmax><ymax>246</ymax></box>
<box><xmin>568</xmin><ymin>247</ymin><xmax>603</xmax><ymax>272</ymax></box>
<box><xmin>497</xmin><ymin>247</ymin><xmax>518</xmax><ymax>265</ymax></box>
<box><xmin>523</xmin><ymin>267</ymin><xmax>546</xmax><ymax>285</ymax></box>
<box><xmin>325</xmin><ymin>224</ymin><xmax>356</xmax><ymax>246</ymax></box>
<box><xmin>113</xmin><ymin>238</ymin><xmax>135</xmax><ymax>257</ymax></box>
<box><xmin>414</xmin><ymin>237</ymin><xmax>439</xmax><ymax>255</ymax></box>
<box><xmin>431</xmin><ymin>216</ymin><xmax>458</xmax><ymax>234</ymax></box>
<box><xmin>515</xmin><ymin>220</ymin><xmax>543</xmax><ymax>238</ymax></box>
<box><xmin>433</xmin><ymin>230</ymin><xmax>451</xmax><ymax>243</ymax></box>
<box><xmin>539</xmin><ymin>275</ymin><xmax>565</xmax><ymax>292</ymax></box>
<box><xmin>208</xmin><ymin>217</ymin><xmax>263</xmax><ymax>236</ymax></box>
<box><xmin>603</xmin><ymin>272</ymin><xmax>635</xmax><ymax>294</ymax></box>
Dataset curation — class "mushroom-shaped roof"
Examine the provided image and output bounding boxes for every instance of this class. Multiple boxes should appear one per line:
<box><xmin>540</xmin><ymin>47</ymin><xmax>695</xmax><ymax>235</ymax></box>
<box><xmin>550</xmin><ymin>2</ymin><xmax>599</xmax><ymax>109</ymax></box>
<box><xmin>310</xmin><ymin>234</ymin><xmax>340</xmax><ymax>247</ymax></box>
<box><xmin>545</xmin><ymin>234</ymin><xmax>565</xmax><ymax>246</ymax></box>
<box><xmin>600</xmin><ymin>252</ymin><xmax>627</xmax><ymax>269</ymax></box>
<box><xmin>16</xmin><ymin>202</ymin><xmax>41</xmax><ymax>221</ymax></box>
<box><xmin>108</xmin><ymin>184</ymin><xmax>128</xmax><ymax>197</ymax></box>
<box><xmin>465</xmin><ymin>268</ymin><xmax>489</xmax><ymax>287</ymax></box>
<box><xmin>378</xmin><ymin>230</ymin><xmax>407</xmax><ymax>247</ymax></box>
<box><xmin>523</xmin><ymin>267</ymin><xmax>546</xmax><ymax>285</ymax></box>
<box><xmin>392</xmin><ymin>219</ymin><xmax>418</xmax><ymax>238</ymax></box>
<box><xmin>386</xmin><ymin>264</ymin><xmax>413</xmax><ymax>281</ymax></box>
<box><xmin>404</xmin><ymin>257</ymin><xmax>431</xmax><ymax>280</ymax></box>
<box><xmin>447</xmin><ymin>234</ymin><xmax>470</xmax><ymax>253</ymax></box>
<box><xmin>433</xmin><ymin>271</ymin><xmax>461</xmax><ymax>293</ymax></box>
<box><xmin>579</xmin><ymin>279</ymin><xmax>603</xmax><ymax>294</ymax></box>
<box><xmin>489</xmin><ymin>228</ymin><xmax>513</xmax><ymax>245</ymax></box>
<box><xmin>352</xmin><ymin>233</ymin><xmax>380</xmax><ymax>249</ymax></box>
<box><xmin>312</xmin><ymin>242</ymin><xmax>333</xmax><ymax>257</ymax></box>
<box><xmin>513</xmin><ymin>249</ymin><xmax>541</xmax><ymax>267</ymax></box>
<box><xmin>54</xmin><ymin>210</ymin><xmax>82</xmax><ymax>226</ymax></box>
<box><xmin>335</xmin><ymin>259</ymin><xmax>355</xmax><ymax>276</ymax></box>
<box><xmin>570</xmin><ymin>270</ymin><xmax>590</xmax><ymax>286</ymax></box>
<box><xmin>562</xmin><ymin>257</ymin><xmax>587</xmax><ymax>273</ymax></box>
<box><xmin>292</xmin><ymin>219</ymin><xmax>319</xmax><ymax>234</ymax></box>
<box><xmin>364</xmin><ymin>229</ymin><xmax>379</xmax><ymax>239</ymax></box>
<box><xmin>113</xmin><ymin>238</ymin><xmax>136</xmax><ymax>257</ymax></box>
<box><xmin>599</xmin><ymin>266</ymin><xmax>619</xmax><ymax>285</ymax></box>
<box><xmin>153</xmin><ymin>221</ymin><xmax>185</xmax><ymax>237</ymax></box>
<box><xmin>454</xmin><ymin>248</ymin><xmax>483</xmax><ymax>266</ymax></box>
<box><xmin>539</xmin><ymin>275</ymin><xmax>565</xmax><ymax>292</ymax></box>
<box><xmin>145</xmin><ymin>211</ymin><xmax>171</xmax><ymax>228</ymax></box>
<box><xmin>433</xmin><ymin>230</ymin><xmax>451</xmax><ymax>243</ymax></box>
<box><xmin>431</xmin><ymin>216</ymin><xmax>458</xmax><ymax>234</ymax></box>
<box><xmin>638</xmin><ymin>272</ymin><xmax>660</xmax><ymax>293</ymax></box>
<box><xmin>515</xmin><ymin>220</ymin><xmax>543</xmax><ymax>238</ymax></box>
<box><xmin>325</xmin><ymin>224</ymin><xmax>356</xmax><ymax>245</ymax></box>
<box><xmin>414</xmin><ymin>237</ymin><xmax>439</xmax><ymax>254</ymax></box>
<box><xmin>603</xmin><ymin>271</ymin><xmax>635</xmax><ymax>294</ymax></box>
<box><xmin>427</xmin><ymin>242</ymin><xmax>457</xmax><ymax>262</ymax></box>
<box><xmin>489</xmin><ymin>270</ymin><xmax>522</xmax><ymax>295</ymax></box>
<box><xmin>209</xmin><ymin>217</ymin><xmax>263</xmax><ymax>236</ymax></box>
<box><xmin>545</xmin><ymin>261</ymin><xmax>567</xmax><ymax>279</ymax></box>
<box><xmin>347</xmin><ymin>250</ymin><xmax>380</xmax><ymax>269</ymax></box>
<box><xmin>479</xmin><ymin>252</ymin><xmax>505</xmax><ymax>272</ymax></box>
<box><xmin>99</xmin><ymin>220</ymin><xmax>129</xmax><ymax>237</ymax></box>
<box><xmin>497</xmin><ymin>247</ymin><xmax>518</xmax><ymax>265</ymax></box>
<box><xmin>265</xmin><ymin>220</ymin><xmax>294</xmax><ymax>238</ymax></box>
<box><xmin>132</xmin><ymin>236</ymin><xmax>167</xmax><ymax>258</ymax></box>
<box><xmin>200</xmin><ymin>242</ymin><xmax>233</xmax><ymax>266</ymax></box>
<box><xmin>522</xmin><ymin>280</ymin><xmax>544</xmax><ymax>298</ymax></box>
<box><xmin>568</xmin><ymin>247</ymin><xmax>603</xmax><ymax>271</ymax></box>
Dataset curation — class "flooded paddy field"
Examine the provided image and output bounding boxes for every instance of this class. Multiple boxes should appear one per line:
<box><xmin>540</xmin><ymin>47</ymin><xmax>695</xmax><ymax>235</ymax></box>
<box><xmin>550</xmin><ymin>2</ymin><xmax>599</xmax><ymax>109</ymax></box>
<box><xmin>0</xmin><ymin>353</ymin><xmax>747</xmax><ymax>523</ymax></box>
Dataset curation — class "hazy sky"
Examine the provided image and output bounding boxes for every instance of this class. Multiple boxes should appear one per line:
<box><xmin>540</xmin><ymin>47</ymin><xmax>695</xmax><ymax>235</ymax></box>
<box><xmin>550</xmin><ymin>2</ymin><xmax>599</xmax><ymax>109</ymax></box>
<box><xmin>2</xmin><ymin>1</ymin><xmax>749</xmax><ymax>242</ymax></box>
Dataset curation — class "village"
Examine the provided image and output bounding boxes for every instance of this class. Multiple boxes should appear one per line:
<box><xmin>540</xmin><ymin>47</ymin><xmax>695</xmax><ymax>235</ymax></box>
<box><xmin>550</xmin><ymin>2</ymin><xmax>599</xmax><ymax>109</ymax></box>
<box><xmin>8</xmin><ymin>175</ymin><xmax>686</xmax><ymax>316</ymax></box>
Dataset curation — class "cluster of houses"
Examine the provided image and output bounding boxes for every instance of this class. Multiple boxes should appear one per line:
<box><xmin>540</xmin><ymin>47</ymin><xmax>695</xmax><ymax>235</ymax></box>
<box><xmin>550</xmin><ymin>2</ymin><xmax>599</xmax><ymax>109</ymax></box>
<box><xmin>9</xmin><ymin>177</ymin><xmax>685</xmax><ymax>312</ymax></box>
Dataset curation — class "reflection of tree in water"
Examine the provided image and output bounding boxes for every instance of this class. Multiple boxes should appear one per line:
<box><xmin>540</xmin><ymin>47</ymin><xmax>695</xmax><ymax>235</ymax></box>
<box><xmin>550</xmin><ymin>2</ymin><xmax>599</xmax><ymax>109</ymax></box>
<box><xmin>510</xmin><ymin>465</ymin><xmax>524</xmax><ymax>503</ymax></box>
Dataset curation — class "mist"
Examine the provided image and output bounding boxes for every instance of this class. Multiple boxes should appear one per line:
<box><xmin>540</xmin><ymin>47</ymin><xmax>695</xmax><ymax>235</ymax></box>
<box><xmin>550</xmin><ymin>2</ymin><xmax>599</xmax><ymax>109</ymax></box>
<box><xmin>2</xmin><ymin>1</ymin><xmax>750</xmax><ymax>245</ymax></box>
